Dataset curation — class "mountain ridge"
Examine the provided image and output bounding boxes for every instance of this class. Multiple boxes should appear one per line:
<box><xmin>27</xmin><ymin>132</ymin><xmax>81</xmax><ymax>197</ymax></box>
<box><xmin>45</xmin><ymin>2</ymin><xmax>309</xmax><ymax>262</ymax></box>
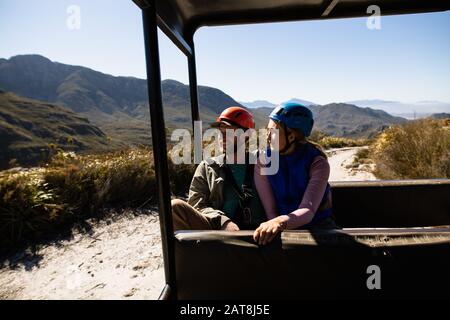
<box><xmin>1</xmin><ymin>54</ymin><xmax>409</xmax><ymax>143</ymax></box>
<box><xmin>0</xmin><ymin>90</ymin><xmax>113</xmax><ymax>168</ymax></box>
<box><xmin>0</xmin><ymin>55</ymin><xmax>251</xmax><ymax>144</ymax></box>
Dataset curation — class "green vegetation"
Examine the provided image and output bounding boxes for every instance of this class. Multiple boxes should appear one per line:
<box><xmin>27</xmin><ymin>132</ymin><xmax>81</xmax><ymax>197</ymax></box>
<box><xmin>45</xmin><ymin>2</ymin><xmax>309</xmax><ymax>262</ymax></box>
<box><xmin>309</xmin><ymin>130</ymin><xmax>368</xmax><ymax>149</ymax></box>
<box><xmin>370</xmin><ymin>118</ymin><xmax>450</xmax><ymax>179</ymax></box>
<box><xmin>0</xmin><ymin>91</ymin><xmax>117</xmax><ymax>169</ymax></box>
<box><xmin>0</xmin><ymin>55</ymin><xmax>250</xmax><ymax>145</ymax></box>
<box><xmin>0</xmin><ymin>149</ymin><xmax>195</xmax><ymax>249</ymax></box>
<box><xmin>351</xmin><ymin>147</ymin><xmax>372</xmax><ymax>166</ymax></box>
<box><xmin>1</xmin><ymin>55</ymin><xmax>409</xmax><ymax>144</ymax></box>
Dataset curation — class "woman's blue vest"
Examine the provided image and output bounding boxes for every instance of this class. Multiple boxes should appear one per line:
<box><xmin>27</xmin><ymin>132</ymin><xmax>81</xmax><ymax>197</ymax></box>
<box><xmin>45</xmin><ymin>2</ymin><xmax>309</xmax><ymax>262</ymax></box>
<box><xmin>267</xmin><ymin>143</ymin><xmax>332</xmax><ymax>227</ymax></box>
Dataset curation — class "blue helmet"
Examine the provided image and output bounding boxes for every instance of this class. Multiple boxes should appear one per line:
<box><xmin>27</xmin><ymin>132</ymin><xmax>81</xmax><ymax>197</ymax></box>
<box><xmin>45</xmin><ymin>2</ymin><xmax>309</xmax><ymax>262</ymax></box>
<box><xmin>269</xmin><ymin>102</ymin><xmax>314</xmax><ymax>137</ymax></box>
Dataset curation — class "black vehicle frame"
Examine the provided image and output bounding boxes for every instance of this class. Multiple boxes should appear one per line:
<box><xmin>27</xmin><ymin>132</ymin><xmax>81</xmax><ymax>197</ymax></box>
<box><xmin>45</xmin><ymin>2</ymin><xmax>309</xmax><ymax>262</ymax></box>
<box><xmin>132</xmin><ymin>0</ymin><xmax>450</xmax><ymax>300</ymax></box>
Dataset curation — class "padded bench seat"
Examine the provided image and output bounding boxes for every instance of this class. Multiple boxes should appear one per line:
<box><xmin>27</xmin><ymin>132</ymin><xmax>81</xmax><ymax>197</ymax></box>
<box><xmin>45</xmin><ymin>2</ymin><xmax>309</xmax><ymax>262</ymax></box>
<box><xmin>175</xmin><ymin>228</ymin><xmax>450</xmax><ymax>299</ymax></box>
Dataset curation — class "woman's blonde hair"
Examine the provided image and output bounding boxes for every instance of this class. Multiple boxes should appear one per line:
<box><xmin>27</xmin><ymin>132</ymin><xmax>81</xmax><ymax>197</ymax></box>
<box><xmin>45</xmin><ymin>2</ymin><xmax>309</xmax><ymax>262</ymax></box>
<box><xmin>288</xmin><ymin>127</ymin><xmax>327</xmax><ymax>159</ymax></box>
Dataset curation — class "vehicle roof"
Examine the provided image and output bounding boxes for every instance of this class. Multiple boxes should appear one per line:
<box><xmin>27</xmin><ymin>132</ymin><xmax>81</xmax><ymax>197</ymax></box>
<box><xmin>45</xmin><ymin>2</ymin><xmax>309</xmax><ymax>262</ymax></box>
<box><xmin>133</xmin><ymin>0</ymin><xmax>450</xmax><ymax>51</ymax></box>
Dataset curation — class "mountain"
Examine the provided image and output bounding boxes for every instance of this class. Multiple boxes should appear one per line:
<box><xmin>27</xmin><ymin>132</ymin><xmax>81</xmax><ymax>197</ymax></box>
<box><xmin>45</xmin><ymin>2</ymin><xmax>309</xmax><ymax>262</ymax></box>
<box><xmin>310</xmin><ymin>103</ymin><xmax>406</xmax><ymax>138</ymax></box>
<box><xmin>0</xmin><ymin>55</ymin><xmax>254</xmax><ymax>144</ymax></box>
<box><xmin>252</xmin><ymin>103</ymin><xmax>407</xmax><ymax>138</ymax></box>
<box><xmin>240</xmin><ymin>100</ymin><xmax>277</xmax><ymax>109</ymax></box>
<box><xmin>346</xmin><ymin>99</ymin><xmax>398</xmax><ymax>107</ymax></box>
<box><xmin>0</xmin><ymin>54</ymin><xmax>408</xmax><ymax>146</ymax></box>
<box><xmin>283</xmin><ymin>98</ymin><xmax>316</xmax><ymax>107</ymax></box>
<box><xmin>241</xmin><ymin>98</ymin><xmax>316</xmax><ymax>109</ymax></box>
<box><xmin>0</xmin><ymin>90</ymin><xmax>112</xmax><ymax>169</ymax></box>
<box><xmin>347</xmin><ymin>99</ymin><xmax>450</xmax><ymax>119</ymax></box>
<box><xmin>0</xmin><ymin>55</ymin><xmax>151</xmax><ymax>145</ymax></box>
<box><xmin>429</xmin><ymin>113</ymin><xmax>450</xmax><ymax>120</ymax></box>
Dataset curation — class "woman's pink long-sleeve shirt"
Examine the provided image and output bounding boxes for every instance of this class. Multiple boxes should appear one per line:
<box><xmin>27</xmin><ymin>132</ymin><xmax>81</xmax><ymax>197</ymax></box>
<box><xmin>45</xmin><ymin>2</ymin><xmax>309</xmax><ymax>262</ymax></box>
<box><xmin>254</xmin><ymin>155</ymin><xmax>330</xmax><ymax>229</ymax></box>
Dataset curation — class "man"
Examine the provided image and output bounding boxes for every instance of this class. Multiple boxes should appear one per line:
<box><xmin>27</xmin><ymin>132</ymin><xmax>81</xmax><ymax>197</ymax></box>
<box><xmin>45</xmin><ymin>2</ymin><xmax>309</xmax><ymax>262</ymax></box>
<box><xmin>171</xmin><ymin>106</ymin><xmax>266</xmax><ymax>231</ymax></box>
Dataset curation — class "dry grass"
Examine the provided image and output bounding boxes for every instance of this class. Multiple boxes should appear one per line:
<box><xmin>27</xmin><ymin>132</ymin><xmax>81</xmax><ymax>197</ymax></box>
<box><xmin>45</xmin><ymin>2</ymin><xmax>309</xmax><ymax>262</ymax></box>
<box><xmin>370</xmin><ymin>118</ymin><xmax>450</xmax><ymax>179</ymax></box>
<box><xmin>309</xmin><ymin>130</ymin><xmax>368</xmax><ymax>149</ymax></box>
<box><xmin>0</xmin><ymin>148</ymin><xmax>195</xmax><ymax>248</ymax></box>
<box><xmin>348</xmin><ymin>147</ymin><xmax>373</xmax><ymax>169</ymax></box>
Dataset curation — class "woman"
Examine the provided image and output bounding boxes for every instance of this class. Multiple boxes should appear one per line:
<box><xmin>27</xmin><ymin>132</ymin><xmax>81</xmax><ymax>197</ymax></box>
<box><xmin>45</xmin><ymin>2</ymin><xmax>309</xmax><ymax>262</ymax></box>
<box><xmin>253</xmin><ymin>102</ymin><xmax>336</xmax><ymax>245</ymax></box>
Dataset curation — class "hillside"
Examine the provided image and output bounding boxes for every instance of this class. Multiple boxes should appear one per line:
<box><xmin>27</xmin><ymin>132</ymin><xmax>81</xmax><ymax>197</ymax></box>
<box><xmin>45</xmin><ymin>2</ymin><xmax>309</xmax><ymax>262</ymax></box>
<box><xmin>0</xmin><ymin>55</ymin><xmax>255</xmax><ymax>141</ymax></box>
<box><xmin>0</xmin><ymin>90</ymin><xmax>112</xmax><ymax>168</ymax></box>
<box><xmin>252</xmin><ymin>103</ymin><xmax>406</xmax><ymax>138</ymax></box>
<box><xmin>241</xmin><ymin>98</ymin><xmax>316</xmax><ymax>109</ymax></box>
<box><xmin>347</xmin><ymin>99</ymin><xmax>450</xmax><ymax>118</ymax></box>
<box><xmin>1</xmin><ymin>54</ymin><xmax>406</xmax><ymax>142</ymax></box>
<box><xmin>430</xmin><ymin>113</ymin><xmax>450</xmax><ymax>120</ymax></box>
<box><xmin>240</xmin><ymin>100</ymin><xmax>277</xmax><ymax>109</ymax></box>
<box><xmin>310</xmin><ymin>103</ymin><xmax>407</xmax><ymax>138</ymax></box>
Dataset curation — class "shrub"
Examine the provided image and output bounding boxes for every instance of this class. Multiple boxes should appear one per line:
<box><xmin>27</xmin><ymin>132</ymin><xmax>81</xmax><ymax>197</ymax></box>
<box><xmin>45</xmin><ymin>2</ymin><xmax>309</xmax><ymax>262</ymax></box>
<box><xmin>44</xmin><ymin>149</ymin><xmax>158</xmax><ymax>212</ymax></box>
<box><xmin>0</xmin><ymin>171</ymin><xmax>64</xmax><ymax>246</ymax></box>
<box><xmin>316</xmin><ymin>136</ymin><xmax>367</xmax><ymax>149</ymax></box>
<box><xmin>308</xmin><ymin>130</ymin><xmax>368</xmax><ymax>149</ymax></box>
<box><xmin>0</xmin><ymin>148</ymin><xmax>195</xmax><ymax>248</ymax></box>
<box><xmin>308</xmin><ymin>130</ymin><xmax>328</xmax><ymax>143</ymax></box>
<box><xmin>353</xmin><ymin>147</ymin><xmax>371</xmax><ymax>164</ymax></box>
<box><xmin>370</xmin><ymin>119</ymin><xmax>450</xmax><ymax>179</ymax></box>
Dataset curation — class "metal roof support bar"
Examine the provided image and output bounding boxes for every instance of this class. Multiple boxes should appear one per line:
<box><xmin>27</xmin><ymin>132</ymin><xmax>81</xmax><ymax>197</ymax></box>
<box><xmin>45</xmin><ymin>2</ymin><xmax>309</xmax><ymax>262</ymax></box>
<box><xmin>188</xmin><ymin>40</ymin><xmax>200</xmax><ymax>126</ymax></box>
<box><xmin>142</xmin><ymin>2</ymin><xmax>177</xmax><ymax>300</ymax></box>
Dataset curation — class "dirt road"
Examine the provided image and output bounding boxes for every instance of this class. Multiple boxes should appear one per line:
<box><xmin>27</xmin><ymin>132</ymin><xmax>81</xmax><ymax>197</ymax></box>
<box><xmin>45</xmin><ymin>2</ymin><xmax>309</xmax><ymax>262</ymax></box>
<box><xmin>327</xmin><ymin>147</ymin><xmax>376</xmax><ymax>181</ymax></box>
<box><xmin>0</xmin><ymin>211</ymin><xmax>164</xmax><ymax>300</ymax></box>
<box><xmin>0</xmin><ymin>147</ymin><xmax>375</xmax><ymax>300</ymax></box>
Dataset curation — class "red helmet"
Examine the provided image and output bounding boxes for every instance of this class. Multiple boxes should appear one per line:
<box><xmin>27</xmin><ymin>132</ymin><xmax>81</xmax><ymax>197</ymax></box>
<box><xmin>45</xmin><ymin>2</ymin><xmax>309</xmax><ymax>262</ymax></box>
<box><xmin>212</xmin><ymin>106</ymin><xmax>255</xmax><ymax>129</ymax></box>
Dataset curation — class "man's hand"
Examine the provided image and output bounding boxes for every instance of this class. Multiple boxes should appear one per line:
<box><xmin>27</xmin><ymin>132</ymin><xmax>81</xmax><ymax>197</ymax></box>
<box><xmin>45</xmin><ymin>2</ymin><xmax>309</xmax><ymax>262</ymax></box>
<box><xmin>253</xmin><ymin>216</ymin><xmax>288</xmax><ymax>245</ymax></box>
<box><xmin>221</xmin><ymin>220</ymin><xmax>240</xmax><ymax>231</ymax></box>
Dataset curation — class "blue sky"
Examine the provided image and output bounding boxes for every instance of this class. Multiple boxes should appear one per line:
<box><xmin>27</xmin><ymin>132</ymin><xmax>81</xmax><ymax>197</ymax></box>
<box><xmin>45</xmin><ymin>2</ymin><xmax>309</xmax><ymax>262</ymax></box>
<box><xmin>1</xmin><ymin>0</ymin><xmax>449</xmax><ymax>105</ymax></box>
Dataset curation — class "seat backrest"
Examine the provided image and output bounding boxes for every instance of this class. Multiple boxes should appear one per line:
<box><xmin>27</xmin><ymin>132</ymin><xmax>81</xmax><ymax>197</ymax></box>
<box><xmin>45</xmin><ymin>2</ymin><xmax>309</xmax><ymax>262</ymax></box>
<box><xmin>174</xmin><ymin>229</ymin><xmax>450</xmax><ymax>299</ymax></box>
<box><xmin>330</xmin><ymin>180</ymin><xmax>450</xmax><ymax>228</ymax></box>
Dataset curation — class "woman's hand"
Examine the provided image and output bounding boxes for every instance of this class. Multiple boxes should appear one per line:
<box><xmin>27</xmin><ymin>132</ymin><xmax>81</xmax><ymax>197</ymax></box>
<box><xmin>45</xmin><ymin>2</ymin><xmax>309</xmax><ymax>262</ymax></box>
<box><xmin>253</xmin><ymin>216</ymin><xmax>288</xmax><ymax>245</ymax></box>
